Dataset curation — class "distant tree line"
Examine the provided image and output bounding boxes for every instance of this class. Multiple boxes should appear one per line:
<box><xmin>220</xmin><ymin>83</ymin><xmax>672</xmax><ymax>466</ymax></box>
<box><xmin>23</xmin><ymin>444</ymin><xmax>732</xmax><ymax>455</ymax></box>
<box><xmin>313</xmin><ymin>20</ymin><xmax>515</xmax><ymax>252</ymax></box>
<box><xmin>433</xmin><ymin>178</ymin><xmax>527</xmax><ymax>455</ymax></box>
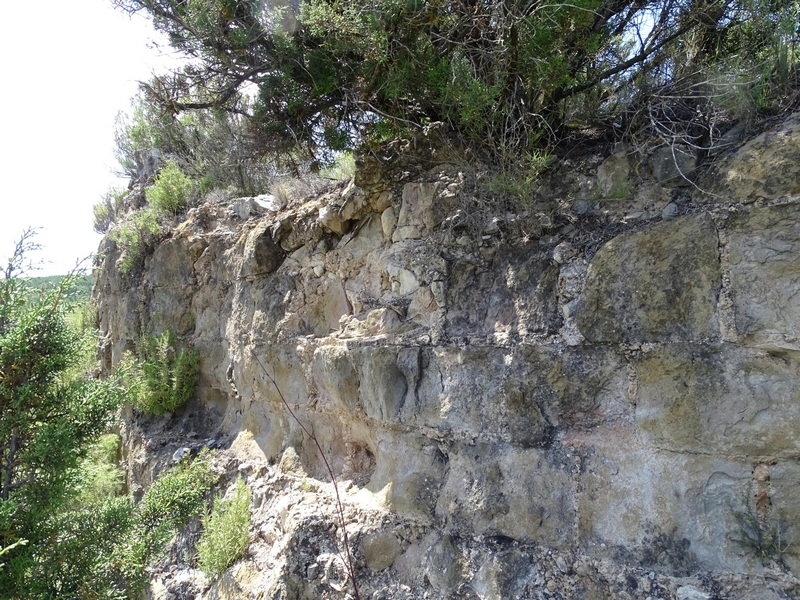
<box><xmin>25</xmin><ymin>274</ymin><xmax>93</xmax><ymax>301</ymax></box>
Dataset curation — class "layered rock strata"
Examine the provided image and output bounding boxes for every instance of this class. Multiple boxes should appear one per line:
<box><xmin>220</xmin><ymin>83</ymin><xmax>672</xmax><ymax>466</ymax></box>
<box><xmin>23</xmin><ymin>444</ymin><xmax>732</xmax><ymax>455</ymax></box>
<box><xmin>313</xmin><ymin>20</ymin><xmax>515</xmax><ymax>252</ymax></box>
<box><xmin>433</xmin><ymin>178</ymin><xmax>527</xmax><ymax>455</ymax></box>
<box><xmin>96</xmin><ymin>119</ymin><xmax>800</xmax><ymax>599</ymax></box>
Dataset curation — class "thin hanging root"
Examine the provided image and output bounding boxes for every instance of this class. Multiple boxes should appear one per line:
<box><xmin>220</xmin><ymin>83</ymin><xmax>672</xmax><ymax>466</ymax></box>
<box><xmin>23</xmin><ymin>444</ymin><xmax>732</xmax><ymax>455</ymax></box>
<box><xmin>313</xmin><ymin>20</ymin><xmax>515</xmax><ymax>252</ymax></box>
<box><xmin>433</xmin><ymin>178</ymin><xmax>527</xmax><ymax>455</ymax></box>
<box><xmin>251</xmin><ymin>349</ymin><xmax>361</xmax><ymax>600</ymax></box>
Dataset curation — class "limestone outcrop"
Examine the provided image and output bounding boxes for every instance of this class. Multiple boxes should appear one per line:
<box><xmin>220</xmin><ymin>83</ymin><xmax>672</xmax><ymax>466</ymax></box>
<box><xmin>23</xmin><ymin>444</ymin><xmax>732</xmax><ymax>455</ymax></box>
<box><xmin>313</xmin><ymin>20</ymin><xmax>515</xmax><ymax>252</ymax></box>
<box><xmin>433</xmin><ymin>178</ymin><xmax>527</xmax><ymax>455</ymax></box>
<box><xmin>95</xmin><ymin>119</ymin><xmax>800</xmax><ymax>599</ymax></box>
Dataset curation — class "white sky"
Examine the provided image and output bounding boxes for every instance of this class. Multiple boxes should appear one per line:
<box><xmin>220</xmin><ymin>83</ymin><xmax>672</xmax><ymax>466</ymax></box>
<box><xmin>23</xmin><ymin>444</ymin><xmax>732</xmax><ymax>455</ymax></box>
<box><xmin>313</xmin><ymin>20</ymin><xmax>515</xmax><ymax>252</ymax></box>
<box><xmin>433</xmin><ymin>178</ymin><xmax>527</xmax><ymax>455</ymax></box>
<box><xmin>0</xmin><ymin>0</ymin><xmax>178</xmax><ymax>276</ymax></box>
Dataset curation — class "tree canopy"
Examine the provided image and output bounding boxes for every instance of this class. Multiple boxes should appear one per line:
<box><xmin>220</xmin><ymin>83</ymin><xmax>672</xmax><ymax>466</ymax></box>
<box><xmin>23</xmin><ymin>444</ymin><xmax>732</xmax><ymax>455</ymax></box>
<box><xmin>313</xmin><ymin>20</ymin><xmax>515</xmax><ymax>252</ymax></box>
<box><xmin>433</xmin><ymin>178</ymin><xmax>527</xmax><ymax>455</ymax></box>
<box><xmin>113</xmin><ymin>0</ymin><xmax>799</xmax><ymax>174</ymax></box>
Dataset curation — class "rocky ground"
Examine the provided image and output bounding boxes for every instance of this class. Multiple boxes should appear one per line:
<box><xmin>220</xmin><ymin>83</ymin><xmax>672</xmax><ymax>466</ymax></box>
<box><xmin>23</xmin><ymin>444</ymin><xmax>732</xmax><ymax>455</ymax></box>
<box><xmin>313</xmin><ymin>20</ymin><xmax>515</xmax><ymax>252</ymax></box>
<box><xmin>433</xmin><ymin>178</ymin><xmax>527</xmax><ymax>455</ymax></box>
<box><xmin>127</xmin><ymin>416</ymin><xmax>800</xmax><ymax>600</ymax></box>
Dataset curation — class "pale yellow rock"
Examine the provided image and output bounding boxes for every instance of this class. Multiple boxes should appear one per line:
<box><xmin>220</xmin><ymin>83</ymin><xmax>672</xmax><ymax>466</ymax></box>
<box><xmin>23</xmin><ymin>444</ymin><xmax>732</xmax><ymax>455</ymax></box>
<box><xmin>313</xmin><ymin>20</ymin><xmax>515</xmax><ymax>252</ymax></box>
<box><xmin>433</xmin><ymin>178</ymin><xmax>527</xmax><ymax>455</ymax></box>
<box><xmin>392</xmin><ymin>182</ymin><xmax>437</xmax><ymax>242</ymax></box>
<box><xmin>636</xmin><ymin>344</ymin><xmax>800</xmax><ymax>458</ymax></box>
<box><xmin>95</xmin><ymin>134</ymin><xmax>800</xmax><ymax>598</ymax></box>
<box><xmin>704</xmin><ymin>112</ymin><xmax>800</xmax><ymax>201</ymax></box>
<box><xmin>577</xmin><ymin>214</ymin><xmax>721</xmax><ymax>343</ymax></box>
<box><xmin>374</xmin><ymin>190</ymin><xmax>394</xmax><ymax>211</ymax></box>
<box><xmin>278</xmin><ymin>446</ymin><xmax>307</xmax><ymax>477</ymax></box>
<box><xmin>318</xmin><ymin>204</ymin><xmax>347</xmax><ymax>235</ymax></box>
<box><xmin>596</xmin><ymin>149</ymin><xmax>630</xmax><ymax>196</ymax></box>
<box><xmin>381</xmin><ymin>206</ymin><xmax>397</xmax><ymax>238</ymax></box>
<box><xmin>726</xmin><ymin>203</ymin><xmax>800</xmax><ymax>351</ymax></box>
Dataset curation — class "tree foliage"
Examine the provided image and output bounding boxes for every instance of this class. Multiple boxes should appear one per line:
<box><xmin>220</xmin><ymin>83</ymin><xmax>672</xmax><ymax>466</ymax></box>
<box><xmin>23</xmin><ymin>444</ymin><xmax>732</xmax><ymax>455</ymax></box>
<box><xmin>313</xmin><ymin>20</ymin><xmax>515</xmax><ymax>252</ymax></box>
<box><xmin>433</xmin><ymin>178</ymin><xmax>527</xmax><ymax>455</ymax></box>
<box><xmin>114</xmin><ymin>93</ymin><xmax>277</xmax><ymax>194</ymax></box>
<box><xmin>113</xmin><ymin>0</ymin><xmax>800</xmax><ymax>168</ymax></box>
<box><xmin>94</xmin><ymin>187</ymin><xmax>128</xmax><ymax>234</ymax></box>
<box><xmin>0</xmin><ymin>230</ymin><xmax>130</xmax><ymax>597</ymax></box>
<box><xmin>0</xmin><ymin>251</ymin><xmax>214</xmax><ymax>596</ymax></box>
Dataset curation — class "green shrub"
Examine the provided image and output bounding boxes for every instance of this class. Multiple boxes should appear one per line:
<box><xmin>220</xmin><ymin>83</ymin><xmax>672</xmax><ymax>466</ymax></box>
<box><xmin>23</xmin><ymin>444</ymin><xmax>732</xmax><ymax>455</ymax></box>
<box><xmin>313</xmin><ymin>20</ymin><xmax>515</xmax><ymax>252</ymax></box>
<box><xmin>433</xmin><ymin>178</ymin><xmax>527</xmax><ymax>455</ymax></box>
<box><xmin>136</xmin><ymin>450</ymin><xmax>216</xmax><ymax>532</ymax></box>
<box><xmin>114</xmin><ymin>451</ymin><xmax>216</xmax><ymax>598</ymax></box>
<box><xmin>733</xmin><ymin>492</ymin><xmax>794</xmax><ymax>565</ymax></box>
<box><xmin>482</xmin><ymin>150</ymin><xmax>551</xmax><ymax>208</ymax></box>
<box><xmin>110</xmin><ymin>207</ymin><xmax>161</xmax><ymax>274</ymax></box>
<box><xmin>320</xmin><ymin>151</ymin><xmax>356</xmax><ymax>182</ymax></box>
<box><xmin>114</xmin><ymin>95</ymin><xmax>178</xmax><ymax>176</ymax></box>
<box><xmin>115</xmin><ymin>92</ymin><xmax>273</xmax><ymax>197</ymax></box>
<box><xmin>146</xmin><ymin>160</ymin><xmax>194</xmax><ymax>215</ymax></box>
<box><xmin>197</xmin><ymin>172</ymin><xmax>216</xmax><ymax>195</ymax></box>
<box><xmin>128</xmin><ymin>330</ymin><xmax>200</xmax><ymax>416</ymax></box>
<box><xmin>66</xmin><ymin>298</ymin><xmax>97</xmax><ymax>335</ymax></box>
<box><xmin>93</xmin><ymin>187</ymin><xmax>127</xmax><ymax>234</ymax></box>
<box><xmin>58</xmin><ymin>300</ymin><xmax>102</xmax><ymax>383</ymax></box>
<box><xmin>197</xmin><ymin>477</ymin><xmax>251</xmax><ymax>577</ymax></box>
<box><xmin>30</xmin><ymin>496</ymin><xmax>135</xmax><ymax>599</ymax></box>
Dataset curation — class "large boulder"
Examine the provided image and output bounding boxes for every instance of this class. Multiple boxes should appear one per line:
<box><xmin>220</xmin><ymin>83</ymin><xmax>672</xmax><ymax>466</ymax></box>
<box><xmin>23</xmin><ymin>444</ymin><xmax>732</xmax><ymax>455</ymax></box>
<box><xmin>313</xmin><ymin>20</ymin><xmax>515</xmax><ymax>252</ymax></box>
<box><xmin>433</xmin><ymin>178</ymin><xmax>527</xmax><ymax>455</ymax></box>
<box><xmin>703</xmin><ymin>112</ymin><xmax>800</xmax><ymax>201</ymax></box>
<box><xmin>577</xmin><ymin>214</ymin><xmax>721</xmax><ymax>343</ymax></box>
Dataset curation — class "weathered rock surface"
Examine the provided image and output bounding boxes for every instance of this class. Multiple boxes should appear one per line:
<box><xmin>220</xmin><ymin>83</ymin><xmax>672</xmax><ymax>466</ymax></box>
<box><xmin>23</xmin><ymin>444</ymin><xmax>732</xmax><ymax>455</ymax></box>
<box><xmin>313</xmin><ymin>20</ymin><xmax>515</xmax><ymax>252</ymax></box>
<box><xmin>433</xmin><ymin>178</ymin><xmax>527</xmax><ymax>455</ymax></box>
<box><xmin>726</xmin><ymin>203</ymin><xmax>800</xmax><ymax>352</ymax></box>
<box><xmin>596</xmin><ymin>149</ymin><xmax>630</xmax><ymax>197</ymax></box>
<box><xmin>649</xmin><ymin>145</ymin><xmax>697</xmax><ymax>186</ymax></box>
<box><xmin>703</xmin><ymin>113</ymin><xmax>800</xmax><ymax>202</ymax></box>
<box><xmin>576</xmin><ymin>214</ymin><xmax>721</xmax><ymax>343</ymax></box>
<box><xmin>95</xmin><ymin>123</ymin><xmax>800</xmax><ymax>599</ymax></box>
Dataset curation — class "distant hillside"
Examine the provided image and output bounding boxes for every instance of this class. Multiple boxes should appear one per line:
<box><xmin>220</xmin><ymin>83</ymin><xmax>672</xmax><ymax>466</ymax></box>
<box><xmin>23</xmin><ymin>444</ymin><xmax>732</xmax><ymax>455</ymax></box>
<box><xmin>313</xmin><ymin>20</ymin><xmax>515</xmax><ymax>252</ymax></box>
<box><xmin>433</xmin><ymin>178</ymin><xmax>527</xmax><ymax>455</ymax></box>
<box><xmin>25</xmin><ymin>274</ymin><xmax>94</xmax><ymax>301</ymax></box>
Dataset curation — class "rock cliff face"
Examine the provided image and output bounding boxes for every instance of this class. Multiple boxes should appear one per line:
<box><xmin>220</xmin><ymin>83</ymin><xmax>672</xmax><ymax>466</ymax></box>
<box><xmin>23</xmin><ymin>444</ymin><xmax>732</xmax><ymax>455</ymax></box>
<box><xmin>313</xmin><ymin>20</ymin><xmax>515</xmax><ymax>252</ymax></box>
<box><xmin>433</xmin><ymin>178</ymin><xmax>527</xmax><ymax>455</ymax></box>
<box><xmin>95</xmin><ymin>117</ymin><xmax>800</xmax><ymax>599</ymax></box>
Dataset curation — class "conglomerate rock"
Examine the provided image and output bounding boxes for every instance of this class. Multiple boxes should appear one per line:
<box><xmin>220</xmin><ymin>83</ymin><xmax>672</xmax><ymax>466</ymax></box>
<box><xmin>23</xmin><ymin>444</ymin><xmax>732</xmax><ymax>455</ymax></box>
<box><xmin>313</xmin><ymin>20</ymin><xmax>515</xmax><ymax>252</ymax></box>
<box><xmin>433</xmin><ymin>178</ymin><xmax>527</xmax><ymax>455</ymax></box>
<box><xmin>95</xmin><ymin>119</ymin><xmax>800</xmax><ymax>599</ymax></box>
